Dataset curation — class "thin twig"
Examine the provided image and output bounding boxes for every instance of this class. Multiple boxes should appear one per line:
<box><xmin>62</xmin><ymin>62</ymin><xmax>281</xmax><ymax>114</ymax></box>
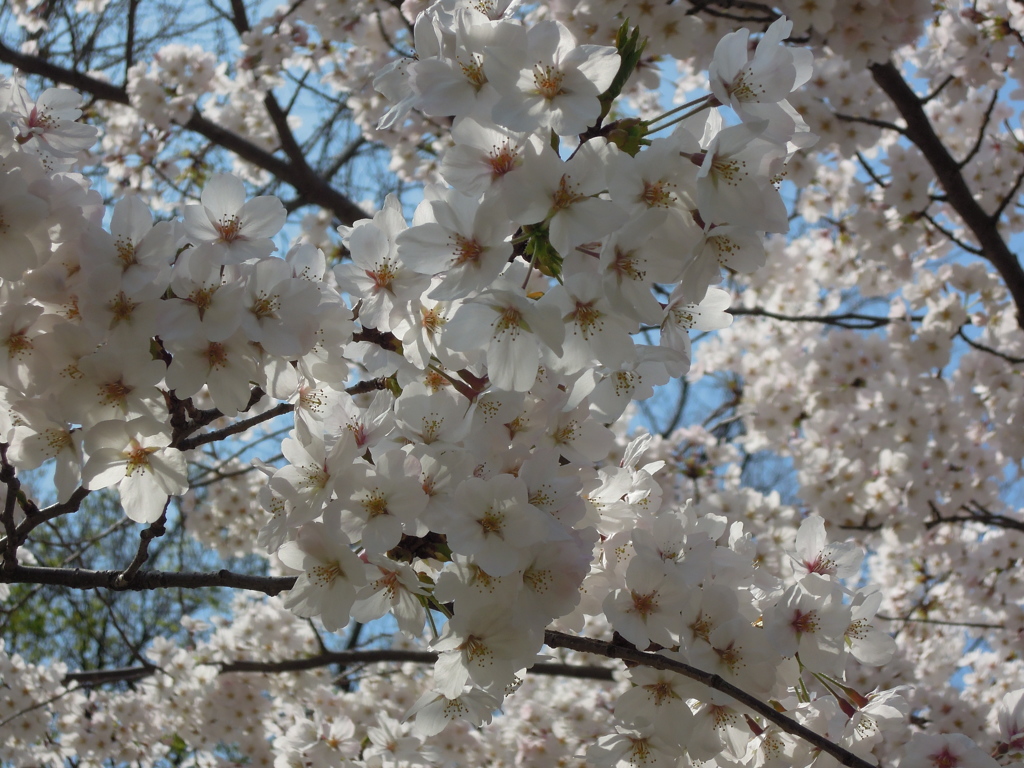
<box><xmin>833</xmin><ymin>111</ymin><xmax>906</xmax><ymax>134</ymax></box>
<box><xmin>957</xmin><ymin>88</ymin><xmax>1000</xmax><ymax>170</ymax></box>
<box><xmin>729</xmin><ymin>306</ymin><xmax>917</xmax><ymax>329</ymax></box>
<box><xmin>114</xmin><ymin>507</ymin><xmax>170</xmax><ymax>588</ymax></box>
<box><xmin>876</xmin><ymin>614</ymin><xmax>1004</xmax><ymax>630</ymax></box>
<box><xmin>956</xmin><ymin>327</ymin><xmax>1024</xmax><ymax>364</ymax></box>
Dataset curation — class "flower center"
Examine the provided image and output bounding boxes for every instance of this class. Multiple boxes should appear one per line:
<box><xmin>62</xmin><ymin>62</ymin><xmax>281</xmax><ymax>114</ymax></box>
<box><xmin>488</xmin><ymin>141</ymin><xmax>520</xmax><ymax>178</ymax></box>
<box><xmin>460</xmin><ymin>56</ymin><xmax>487</xmax><ymax>88</ymax></box>
<box><xmin>629</xmin><ymin>590</ymin><xmax>658</xmax><ymax>618</ymax></box>
<box><xmin>203</xmin><ymin>342</ymin><xmax>229</xmax><ymax>369</ymax></box>
<box><xmin>453</xmin><ymin>234</ymin><xmax>484</xmax><ymax>265</ymax></box>
<box><xmin>551</xmin><ymin>175</ymin><xmax>584</xmax><ymax>211</ymax></box>
<box><xmin>216</xmin><ymin>214</ymin><xmax>243</xmax><ymax>242</ymax></box>
<box><xmin>641</xmin><ymin>179</ymin><xmax>673</xmax><ymax>208</ymax></box>
<box><xmin>362</xmin><ymin>490</ymin><xmax>389</xmax><ymax>518</ymax></box>
<box><xmin>533</xmin><ymin>64</ymin><xmax>565</xmax><ymax>100</ymax></box>
<box><xmin>5</xmin><ymin>330</ymin><xmax>32</xmax><ymax>359</ymax></box>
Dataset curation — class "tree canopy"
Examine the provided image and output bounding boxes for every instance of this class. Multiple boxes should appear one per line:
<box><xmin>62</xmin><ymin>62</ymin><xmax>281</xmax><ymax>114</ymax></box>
<box><xmin>2</xmin><ymin>1</ymin><xmax>1024</xmax><ymax>766</ymax></box>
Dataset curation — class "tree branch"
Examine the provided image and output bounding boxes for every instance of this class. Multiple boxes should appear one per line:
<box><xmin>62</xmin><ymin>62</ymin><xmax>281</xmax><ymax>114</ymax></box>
<box><xmin>542</xmin><ymin>630</ymin><xmax>879</xmax><ymax>768</ymax></box>
<box><xmin>956</xmin><ymin>327</ymin><xmax>1024</xmax><ymax>364</ymax></box>
<box><xmin>114</xmin><ymin>508</ymin><xmax>169</xmax><ymax>587</ymax></box>
<box><xmin>62</xmin><ymin>649</ymin><xmax>617</xmax><ymax>687</ymax></box>
<box><xmin>832</xmin><ymin>111</ymin><xmax>905</xmax><ymax>134</ymax></box>
<box><xmin>175</xmin><ymin>401</ymin><xmax>295</xmax><ymax>451</ymax></box>
<box><xmin>730</xmin><ymin>306</ymin><xmax>917</xmax><ymax>329</ymax></box>
<box><xmin>957</xmin><ymin>88</ymin><xmax>1000</xmax><ymax>169</ymax></box>
<box><xmin>0</xmin><ymin>565</ymin><xmax>297</xmax><ymax>595</ymax></box>
<box><xmin>870</xmin><ymin>60</ymin><xmax>1024</xmax><ymax>330</ymax></box>
<box><xmin>0</xmin><ymin>39</ymin><xmax>369</xmax><ymax>225</ymax></box>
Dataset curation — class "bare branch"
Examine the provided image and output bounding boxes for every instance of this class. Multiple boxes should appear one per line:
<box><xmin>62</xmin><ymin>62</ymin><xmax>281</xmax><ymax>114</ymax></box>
<box><xmin>729</xmin><ymin>306</ymin><xmax>915</xmax><ymax>329</ymax></box>
<box><xmin>5</xmin><ymin>487</ymin><xmax>91</xmax><ymax>554</ymax></box>
<box><xmin>176</xmin><ymin>401</ymin><xmax>295</xmax><ymax>451</ymax></box>
<box><xmin>921</xmin><ymin>74</ymin><xmax>955</xmax><ymax>104</ymax></box>
<box><xmin>0</xmin><ymin>443</ymin><xmax>20</xmax><ymax>572</ymax></box>
<box><xmin>832</xmin><ymin>111</ymin><xmax>905</xmax><ymax>134</ymax></box>
<box><xmin>63</xmin><ymin>650</ymin><xmax>617</xmax><ymax>687</ymax></box>
<box><xmin>855</xmin><ymin>150</ymin><xmax>889</xmax><ymax>188</ymax></box>
<box><xmin>918</xmin><ymin>211</ymin><xmax>984</xmax><ymax>255</ymax></box>
<box><xmin>991</xmin><ymin>161</ymin><xmax>1024</xmax><ymax>223</ymax></box>
<box><xmin>114</xmin><ymin>508</ymin><xmax>169</xmax><ymax>588</ymax></box>
<box><xmin>876</xmin><ymin>613</ymin><xmax>1004</xmax><ymax>630</ymax></box>
<box><xmin>926</xmin><ymin>499</ymin><xmax>1024</xmax><ymax>534</ymax></box>
<box><xmin>0</xmin><ymin>565</ymin><xmax>297</xmax><ymax>595</ymax></box>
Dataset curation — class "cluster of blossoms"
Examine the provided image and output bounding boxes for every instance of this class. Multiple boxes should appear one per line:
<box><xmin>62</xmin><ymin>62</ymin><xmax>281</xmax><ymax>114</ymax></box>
<box><xmin>5</xmin><ymin>0</ymin><xmax>1024</xmax><ymax>767</ymax></box>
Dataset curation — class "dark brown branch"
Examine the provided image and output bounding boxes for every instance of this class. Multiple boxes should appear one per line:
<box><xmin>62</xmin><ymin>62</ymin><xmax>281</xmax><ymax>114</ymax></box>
<box><xmin>855</xmin><ymin>150</ymin><xmax>888</xmax><ymax>188</ymax></box>
<box><xmin>7</xmin><ymin>486</ymin><xmax>90</xmax><ymax>552</ymax></box>
<box><xmin>729</xmin><ymin>306</ymin><xmax>914</xmax><ymax>329</ymax></box>
<box><xmin>175</xmin><ymin>378</ymin><xmax>388</xmax><ymax>451</ymax></box>
<box><xmin>926</xmin><ymin>499</ymin><xmax>1024</xmax><ymax>533</ymax></box>
<box><xmin>125</xmin><ymin>0</ymin><xmax>139</xmax><ymax>75</ymax></box>
<box><xmin>0</xmin><ymin>444</ymin><xmax>20</xmax><ymax>572</ymax></box>
<box><xmin>922</xmin><ymin>75</ymin><xmax>955</xmax><ymax>104</ymax></box>
<box><xmin>543</xmin><ymin>630</ymin><xmax>879</xmax><ymax>768</ymax></box>
<box><xmin>63</xmin><ymin>650</ymin><xmax>617</xmax><ymax>686</ymax></box>
<box><xmin>870</xmin><ymin>60</ymin><xmax>1024</xmax><ymax>330</ymax></box>
<box><xmin>992</xmin><ymin>161</ymin><xmax>1024</xmax><ymax>223</ymax></box>
<box><xmin>114</xmin><ymin>508</ymin><xmax>169</xmax><ymax>587</ymax></box>
<box><xmin>918</xmin><ymin>211</ymin><xmax>984</xmax><ymax>255</ymax></box>
<box><xmin>876</xmin><ymin>613</ymin><xmax>1004</xmax><ymax>630</ymax></box>
<box><xmin>956</xmin><ymin>327</ymin><xmax>1024</xmax><ymax>364</ymax></box>
<box><xmin>833</xmin><ymin>111</ymin><xmax>905</xmax><ymax>134</ymax></box>
<box><xmin>0</xmin><ymin>566</ymin><xmax>297</xmax><ymax>595</ymax></box>
<box><xmin>0</xmin><ymin>40</ymin><xmax>369</xmax><ymax>226</ymax></box>
<box><xmin>176</xmin><ymin>401</ymin><xmax>295</xmax><ymax>451</ymax></box>
<box><xmin>957</xmin><ymin>88</ymin><xmax>1000</xmax><ymax>170</ymax></box>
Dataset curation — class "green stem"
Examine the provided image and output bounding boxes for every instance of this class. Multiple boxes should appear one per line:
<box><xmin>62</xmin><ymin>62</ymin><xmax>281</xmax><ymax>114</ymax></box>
<box><xmin>648</xmin><ymin>100</ymin><xmax>716</xmax><ymax>135</ymax></box>
<box><xmin>647</xmin><ymin>94</ymin><xmax>715</xmax><ymax>128</ymax></box>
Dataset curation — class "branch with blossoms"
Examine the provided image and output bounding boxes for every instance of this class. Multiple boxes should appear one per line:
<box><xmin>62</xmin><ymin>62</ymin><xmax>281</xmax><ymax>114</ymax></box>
<box><xmin>869</xmin><ymin>61</ymin><xmax>1024</xmax><ymax>330</ymax></box>
<box><xmin>544</xmin><ymin>630</ymin><xmax>880</xmax><ymax>768</ymax></box>
<box><xmin>5</xmin><ymin>1</ymin><xmax>1024</xmax><ymax>766</ymax></box>
<box><xmin>0</xmin><ymin>40</ymin><xmax>370</xmax><ymax>225</ymax></box>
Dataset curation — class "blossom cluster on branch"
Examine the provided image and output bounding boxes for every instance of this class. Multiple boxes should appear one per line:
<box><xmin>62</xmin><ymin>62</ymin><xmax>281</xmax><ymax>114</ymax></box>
<box><xmin>3</xmin><ymin>0</ymin><xmax>1024</xmax><ymax>766</ymax></box>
